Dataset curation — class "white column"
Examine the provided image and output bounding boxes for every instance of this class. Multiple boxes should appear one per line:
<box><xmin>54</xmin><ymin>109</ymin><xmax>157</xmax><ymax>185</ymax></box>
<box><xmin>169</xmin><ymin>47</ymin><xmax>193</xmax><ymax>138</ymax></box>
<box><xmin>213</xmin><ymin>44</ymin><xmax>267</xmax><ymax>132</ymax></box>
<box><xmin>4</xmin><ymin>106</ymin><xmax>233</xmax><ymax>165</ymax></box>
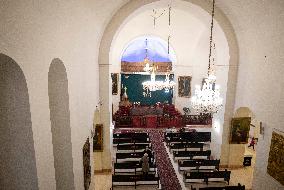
<box><xmin>98</xmin><ymin>64</ymin><xmax>112</xmax><ymax>171</ymax></box>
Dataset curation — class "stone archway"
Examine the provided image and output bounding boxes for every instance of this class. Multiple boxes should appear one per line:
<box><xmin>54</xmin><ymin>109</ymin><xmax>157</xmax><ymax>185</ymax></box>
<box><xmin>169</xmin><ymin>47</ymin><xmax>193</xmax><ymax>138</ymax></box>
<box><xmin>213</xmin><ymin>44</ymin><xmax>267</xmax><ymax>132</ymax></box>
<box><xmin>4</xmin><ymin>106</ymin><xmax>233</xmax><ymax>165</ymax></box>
<box><xmin>98</xmin><ymin>0</ymin><xmax>239</xmax><ymax>169</ymax></box>
<box><xmin>0</xmin><ymin>53</ymin><xmax>39</xmax><ymax>190</ymax></box>
<box><xmin>48</xmin><ymin>58</ymin><xmax>75</xmax><ymax>190</ymax></box>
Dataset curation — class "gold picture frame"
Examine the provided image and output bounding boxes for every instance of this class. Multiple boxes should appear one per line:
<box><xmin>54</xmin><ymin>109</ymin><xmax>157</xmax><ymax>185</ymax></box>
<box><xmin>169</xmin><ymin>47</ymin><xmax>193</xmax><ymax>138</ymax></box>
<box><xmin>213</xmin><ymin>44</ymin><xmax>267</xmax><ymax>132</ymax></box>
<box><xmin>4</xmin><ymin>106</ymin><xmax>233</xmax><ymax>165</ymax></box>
<box><xmin>93</xmin><ymin>124</ymin><xmax>103</xmax><ymax>152</ymax></box>
<box><xmin>267</xmin><ymin>131</ymin><xmax>284</xmax><ymax>185</ymax></box>
<box><xmin>111</xmin><ymin>73</ymin><xmax>118</xmax><ymax>95</ymax></box>
<box><xmin>83</xmin><ymin>138</ymin><xmax>91</xmax><ymax>190</ymax></box>
<box><xmin>202</xmin><ymin>78</ymin><xmax>215</xmax><ymax>90</ymax></box>
<box><xmin>178</xmin><ymin>76</ymin><xmax>191</xmax><ymax>97</ymax></box>
<box><xmin>230</xmin><ymin>117</ymin><xmax>251</xmax><ymax>144</ymax></box>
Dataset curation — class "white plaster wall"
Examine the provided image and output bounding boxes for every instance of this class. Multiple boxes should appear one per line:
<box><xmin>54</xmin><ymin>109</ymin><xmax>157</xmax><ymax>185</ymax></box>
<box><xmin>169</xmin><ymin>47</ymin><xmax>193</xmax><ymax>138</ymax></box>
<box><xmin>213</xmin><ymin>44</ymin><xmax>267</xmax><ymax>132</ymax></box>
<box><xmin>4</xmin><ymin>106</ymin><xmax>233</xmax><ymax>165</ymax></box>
<box><xmin>217</xmin><ymin>0</ymin><xmax>284</xmax><ymax>189</ymax></box>
<box><xmin>110</xmin><ymin>0</ymin><xmax>230</xmax><ymax>159</ymax></box>
<box><xmin>0</xmin><ymin>0</ymin><xmax>128</xmax><ymax>189</ymax></box>
<box><xmin>2</xmin><ymin>0</ymin><xmax>282</xmax><ymax>189</ymax></box>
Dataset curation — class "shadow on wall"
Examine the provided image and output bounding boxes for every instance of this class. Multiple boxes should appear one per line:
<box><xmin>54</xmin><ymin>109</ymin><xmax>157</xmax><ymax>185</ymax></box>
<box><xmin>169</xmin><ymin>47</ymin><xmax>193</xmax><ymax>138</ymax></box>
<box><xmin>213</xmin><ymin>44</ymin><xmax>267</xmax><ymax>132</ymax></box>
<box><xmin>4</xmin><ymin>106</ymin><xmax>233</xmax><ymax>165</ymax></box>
<box><xmin>48</xmin><ymin>58</ymin><xmax>75</xmax><ymax>190</ymax></box>
<box><xmin>0</xmin><ymin>53</ymin><xmax>39</xmax><ymax>190</ymax></box>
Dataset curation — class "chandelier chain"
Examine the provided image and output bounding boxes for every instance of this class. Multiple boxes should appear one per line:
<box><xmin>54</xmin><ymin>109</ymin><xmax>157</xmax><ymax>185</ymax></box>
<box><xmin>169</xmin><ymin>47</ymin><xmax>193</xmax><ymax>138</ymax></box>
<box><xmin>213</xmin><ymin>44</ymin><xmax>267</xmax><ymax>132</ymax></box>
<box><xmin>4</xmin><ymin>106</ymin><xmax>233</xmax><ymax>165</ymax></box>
<box><xmin>191</xmin><ymin>0</ymin><xmax>222</xmax><ymax>115</ymax></box>
<box><xmin>208</xmin><ymin>0</ymin><xmax>215</xmax><ymax>76</ymax></box>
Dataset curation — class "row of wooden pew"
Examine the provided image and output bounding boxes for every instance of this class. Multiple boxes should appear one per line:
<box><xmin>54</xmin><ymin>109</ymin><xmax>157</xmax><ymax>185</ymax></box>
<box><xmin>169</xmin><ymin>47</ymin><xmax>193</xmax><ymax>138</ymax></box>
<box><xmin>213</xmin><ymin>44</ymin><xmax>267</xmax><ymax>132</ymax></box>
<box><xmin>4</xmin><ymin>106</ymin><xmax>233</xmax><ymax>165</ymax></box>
<box><xmin>112</xmin><ymin>132</ymin><xmax>160</xmax><ymax>189</ymax></box>
<box><xmin>165</xmin><ymin>131</ymin><xmax>245</xmax><ymax>190</ymax></box>
<box><xmin>183</xmin><ymin>169</ymin><xmax>231</xmax><ymax>185</ymax></box>
<box><xmin>165</xmin><ymin>131</ymin><xmax>211</xmax><ymax>143</ymax></box>
<box><xmin>169</xmin><ymin>142</ymin><xmax>205</xmax><ymax>151</ymax></box>
<box><xmin>191</xmin><ymin>183</ymin><xmax>245</xmax><ymax>190</ymax></box>
<box><xmin>178</xmin><ymin>159</ymin><xmax>220</xmax><ymax>171</ymax></box>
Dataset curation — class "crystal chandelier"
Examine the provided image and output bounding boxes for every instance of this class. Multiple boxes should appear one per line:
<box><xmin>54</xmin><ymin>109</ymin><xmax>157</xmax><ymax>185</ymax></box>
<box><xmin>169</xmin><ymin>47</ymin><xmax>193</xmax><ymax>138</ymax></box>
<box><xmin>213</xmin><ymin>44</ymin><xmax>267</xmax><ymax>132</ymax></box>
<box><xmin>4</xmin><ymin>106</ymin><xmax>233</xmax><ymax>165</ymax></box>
<box><xmin>163</xmin><ymin>73</ymin><xmax>176</xmax><ymax>92</ymax></box>
<box><xmin>143</xmin><ymin>39</ymin><xmax>153</xmax><ymax>73</ymax></box>
<box><xmin>142</xmin><ymin>65</ymin><xmax>164</xmax><ymax>91</ymax></box>
<box><xmin>142</xmin><ymin>69</ymin><xmax>176</xmax><ymax>92</ymax></box>
<box><xmin>191</xmin><ymin>0</ymin><xmax>223</xmax><ymax>114</ymax></box>
<box><xmin>143</xmin><ymin>57</ymin><xmax>152</xmax><ymax>72</ymax></box>
<box><xmin>142</xmin><ymin>4</ymin><xmax>176</xmax><ymax>93</ymax></box>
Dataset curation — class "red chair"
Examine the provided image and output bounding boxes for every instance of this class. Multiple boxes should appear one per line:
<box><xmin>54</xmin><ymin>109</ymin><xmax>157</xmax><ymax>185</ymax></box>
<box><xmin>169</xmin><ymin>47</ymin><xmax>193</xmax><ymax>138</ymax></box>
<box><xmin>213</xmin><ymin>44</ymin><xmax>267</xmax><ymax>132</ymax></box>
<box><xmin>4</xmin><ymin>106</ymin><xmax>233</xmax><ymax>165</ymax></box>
<box><xmin>145</xmin><ymin>115</ymin><xmax>157</xmax><ymax>128</ymax></box>
<box><xmin>132</xmin><ymin>116</ymin><xmax>142</xmax><ymax>128</ymax></box>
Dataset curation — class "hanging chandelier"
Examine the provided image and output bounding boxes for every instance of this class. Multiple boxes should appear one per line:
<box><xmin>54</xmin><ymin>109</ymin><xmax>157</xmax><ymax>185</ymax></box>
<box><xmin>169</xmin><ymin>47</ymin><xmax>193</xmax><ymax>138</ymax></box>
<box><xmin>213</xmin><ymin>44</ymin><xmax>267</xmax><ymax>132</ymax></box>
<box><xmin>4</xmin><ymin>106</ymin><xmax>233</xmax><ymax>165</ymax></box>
<box><xmin>142</xmin><ymin>66</ymin><xmax>164</xmax><ymax>91</ymax></box>
<box><xmin>191</xmin><ymin>0</ymin><xmax>223</xmax><ymax>114</ymax></box>
<box><xmin>142</xmin><ymin>4</ymin><xmax>176</xmax><ymax>93</ymax></box>
<box><xmin>163</xmin><ymin>72</ymin><xmax>175</xmax><ymax>92</ymax></box>
<box><xmin>142</xmin><ymin>39</ymin><xmax>164</xmax><ymax>92</ymax></box>
<box><xmin>143</xmin><ymin>39</ymin><xmax>153</xmax><ymax>73</ymax></box>
<box><xmin>142</xmin><ymin>68</ymin><xmax>176</xmax><ymax>92</ymax></box>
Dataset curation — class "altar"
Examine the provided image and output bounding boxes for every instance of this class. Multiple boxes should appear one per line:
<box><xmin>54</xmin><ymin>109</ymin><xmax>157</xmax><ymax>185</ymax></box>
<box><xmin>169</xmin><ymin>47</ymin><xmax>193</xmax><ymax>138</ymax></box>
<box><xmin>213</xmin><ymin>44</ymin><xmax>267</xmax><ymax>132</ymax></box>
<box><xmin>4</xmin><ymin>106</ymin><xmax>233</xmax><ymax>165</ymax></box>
<box><xmin>130</xmin><ymin>106</ymin><xmax>163</xmax><ymax>116</ymax></box>
<box><xmin>114</xmin><ymin>86</ymin><xmax>211</xmax><ymax>128</ymax></box>
<box><xmin>114</xmin><ymin>103</ymin><xmax>184</xmax><ymax>128</ymax></box>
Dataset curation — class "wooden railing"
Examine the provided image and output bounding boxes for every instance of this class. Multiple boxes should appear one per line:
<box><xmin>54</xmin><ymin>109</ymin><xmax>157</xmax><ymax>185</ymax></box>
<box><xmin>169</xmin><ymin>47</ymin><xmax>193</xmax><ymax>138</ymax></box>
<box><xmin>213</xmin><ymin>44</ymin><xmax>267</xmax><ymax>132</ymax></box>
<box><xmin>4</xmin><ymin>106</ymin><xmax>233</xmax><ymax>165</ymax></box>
<box><xmin>182</xmin><ymin>114</ymin><xmax>212</xmax><ymax>126</ymax></box>
<box><xmin>114</xmin><ymin>114</ymin><xmax>212</xmax><ymax>128</ymax></box>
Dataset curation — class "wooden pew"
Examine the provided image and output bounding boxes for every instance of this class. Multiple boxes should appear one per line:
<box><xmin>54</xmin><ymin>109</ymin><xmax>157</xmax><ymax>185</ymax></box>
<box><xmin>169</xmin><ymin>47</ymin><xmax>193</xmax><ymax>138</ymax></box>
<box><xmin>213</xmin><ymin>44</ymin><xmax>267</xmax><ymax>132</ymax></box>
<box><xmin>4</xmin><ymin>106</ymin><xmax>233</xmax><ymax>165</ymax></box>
<box><xmin>169</xmin><ymin>142</ymin><xmax>204</xmax><ymax>151</ymax></box>
<box><xmin>191</xmin><ymin>183</ymin><xmax>245</xmax><ymax>190</ymax></box>
<box><xmin>116</xmin><ymin>152</ymin><xmax>145</xmax><ymax>162</ymax></box>
<box><xmin>117</xmin><ymin>143</ymin><xmax>151</xmax><ymax>151</ymax></box>
<box><xmin>178</xmin><ymin>159</ymin><xmax>220</xmax><ymax>171</ymax></box>
<box><xmin>182</xmin><ymin>132</ymin><xmax>211</xmax><ymax>143</ymax></box>
<box><xmin>114</xmin><ymin>161</ymin><xmax>157</xmax><ymax>174</ymax></box>
<box><xmin>165</xmin><ymin>132</ymin><xmax>211</xmax><ymax>143</ymax></box>
<box><xmin>183</xmin><ymin>169</ymin><xmax>231</xmax><ymax>185</ymax></box>
<box><xmin>112</xmin><ymin>174</ymin><xmax>159</xmax><ymax>189</ymax></box>
<box><xmin>165</xmin><ymin>132</ymin><xmax>211</xmax><ymax>142</ymax></box>
<box><xmin>113</xmin><ymin>132</ymin><xmax>149</xmax><ymax>139</ymax></box>
<box><xmin>113</xmin><ymin>138</ymin><xmax>150</xmax><ymax>145</ymax></box>
<box><xmin>173</xmin><ymin>150</ymin><xmax>211</xmax><ymax>160</ymax></box>
<box><xmin>112</xmin><ymin>174</ymin><xmax>136</xmax><ymax>188</ymax></box>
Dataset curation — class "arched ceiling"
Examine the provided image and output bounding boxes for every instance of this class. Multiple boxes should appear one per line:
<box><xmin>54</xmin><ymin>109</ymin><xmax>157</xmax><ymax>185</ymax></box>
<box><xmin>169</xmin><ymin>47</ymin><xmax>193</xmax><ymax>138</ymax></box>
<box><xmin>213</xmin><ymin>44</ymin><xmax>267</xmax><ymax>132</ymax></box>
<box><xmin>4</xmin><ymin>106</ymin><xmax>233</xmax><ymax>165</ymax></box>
<box><xmin>110</xmin><ymin>0</ymin><xmax>229</xmax><ymax>69</ymax></box>
<box><xmin>121</xmin><ymin>36</ymin><xmax>174</xmax><ymax>62</ymax></box>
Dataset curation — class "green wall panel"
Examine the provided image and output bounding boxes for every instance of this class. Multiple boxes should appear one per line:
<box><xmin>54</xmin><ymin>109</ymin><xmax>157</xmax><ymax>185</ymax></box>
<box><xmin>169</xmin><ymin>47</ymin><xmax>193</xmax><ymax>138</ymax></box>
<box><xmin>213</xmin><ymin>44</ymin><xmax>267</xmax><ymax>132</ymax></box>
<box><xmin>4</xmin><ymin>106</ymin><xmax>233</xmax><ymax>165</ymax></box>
<box><xmin>121</xmin><ymin>74</ymin><xmax>173</xmax><ymax>106</ymax></box>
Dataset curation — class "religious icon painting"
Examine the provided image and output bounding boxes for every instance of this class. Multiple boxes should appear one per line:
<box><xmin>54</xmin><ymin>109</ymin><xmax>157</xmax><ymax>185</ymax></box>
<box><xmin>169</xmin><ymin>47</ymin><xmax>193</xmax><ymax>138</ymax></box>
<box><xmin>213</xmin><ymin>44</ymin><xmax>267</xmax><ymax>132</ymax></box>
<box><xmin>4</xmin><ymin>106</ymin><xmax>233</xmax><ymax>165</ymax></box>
<box><xmin>93</xmin><ymin>124</ymin><xmax>103</xmax><ymax>152</ymax></box>
<box><xmin>230</xmin><ymin>117</ymin><xmax>251</xmax><ymax>144</ymax></box>
<box><xmin>267</xmin><ymin>130</ymin><xmax>284</xmax><ymax>186</ymax></box>
<box><xmin>111</xmin><ymin>73</ymin><xmax>119</xmax><ymax>95</ymax></box>
<box><xmin>202</xmin><ymin>78</ymin><xmax>215</xmax><ymax>90</ymax></box>
<box><xmin>83</xmin><ymin>138</ymin><xmax>91</xmax><ymax>190</ymax></box>
<box><xmin>178</xmin><ymin>76</ymin><xmax>191</xmax><ymax>97</ymax></box>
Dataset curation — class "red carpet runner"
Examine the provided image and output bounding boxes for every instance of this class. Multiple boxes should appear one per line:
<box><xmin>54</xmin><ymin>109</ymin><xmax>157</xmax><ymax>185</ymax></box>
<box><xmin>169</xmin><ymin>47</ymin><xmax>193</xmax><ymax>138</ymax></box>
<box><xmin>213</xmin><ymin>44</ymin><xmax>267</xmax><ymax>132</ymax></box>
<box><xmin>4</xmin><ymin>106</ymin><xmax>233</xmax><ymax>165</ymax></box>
<box><xmin>148</xmin><ymin>130</ymin><xmax>182</xmax><ymax>190</ymax></box>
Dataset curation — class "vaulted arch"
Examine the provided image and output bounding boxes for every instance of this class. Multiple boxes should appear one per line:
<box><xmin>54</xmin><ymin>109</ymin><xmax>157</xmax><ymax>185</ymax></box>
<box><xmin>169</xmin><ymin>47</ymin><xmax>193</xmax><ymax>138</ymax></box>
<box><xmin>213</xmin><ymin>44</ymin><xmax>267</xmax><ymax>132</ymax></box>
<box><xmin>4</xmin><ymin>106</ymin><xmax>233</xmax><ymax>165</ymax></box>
<box><xmin>98</xmin><ymin>0</ymin><xmax>239</xmax><ymax>168</ymax></box>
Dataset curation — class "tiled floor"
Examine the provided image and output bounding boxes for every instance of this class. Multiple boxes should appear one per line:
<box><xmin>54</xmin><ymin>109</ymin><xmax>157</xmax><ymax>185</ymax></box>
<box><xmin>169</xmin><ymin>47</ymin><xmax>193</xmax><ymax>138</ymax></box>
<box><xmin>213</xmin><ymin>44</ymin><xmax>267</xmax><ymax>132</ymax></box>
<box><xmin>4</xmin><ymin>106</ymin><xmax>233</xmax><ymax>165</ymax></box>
<box><xmin>91</xmin><ymin>172</ymin><xmax>112</xmax><ymax>190</ymax></box>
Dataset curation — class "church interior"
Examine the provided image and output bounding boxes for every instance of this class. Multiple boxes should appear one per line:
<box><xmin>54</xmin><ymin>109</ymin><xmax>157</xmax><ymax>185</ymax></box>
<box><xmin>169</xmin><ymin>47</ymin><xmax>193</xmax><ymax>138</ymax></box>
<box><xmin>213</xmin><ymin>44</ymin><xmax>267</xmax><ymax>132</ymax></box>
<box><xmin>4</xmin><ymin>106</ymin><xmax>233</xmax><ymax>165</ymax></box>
<box><xmin>0</xmin><ymin>0</ymin><xmax>283</xmax><ymax>190</ymax></box>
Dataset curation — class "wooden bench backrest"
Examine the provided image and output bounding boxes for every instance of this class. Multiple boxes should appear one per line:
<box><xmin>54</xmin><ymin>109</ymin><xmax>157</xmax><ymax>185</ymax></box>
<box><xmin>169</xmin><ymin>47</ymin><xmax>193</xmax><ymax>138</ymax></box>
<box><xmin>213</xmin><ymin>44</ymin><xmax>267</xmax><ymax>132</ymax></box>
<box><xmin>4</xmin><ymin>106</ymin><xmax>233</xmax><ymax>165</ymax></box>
<box><xmin>173</xmin><ymin>150</ymin><xmax>211</xmax><ymax>158</ymax></box>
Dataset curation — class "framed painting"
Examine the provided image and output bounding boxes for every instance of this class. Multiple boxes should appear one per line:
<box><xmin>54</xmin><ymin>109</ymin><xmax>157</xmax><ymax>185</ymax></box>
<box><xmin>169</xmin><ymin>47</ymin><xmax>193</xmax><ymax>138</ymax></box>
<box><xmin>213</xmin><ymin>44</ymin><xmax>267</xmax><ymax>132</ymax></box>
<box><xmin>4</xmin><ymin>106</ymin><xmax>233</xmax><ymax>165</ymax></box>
<box><xmin>178</xmin><ymin>76</ymin><xmax>192</xmax><ymax>97</ymax></box>
<box><xmin>93</xmin><ymin>124</ymin><xmax>103</xmax><ymax>152</ymax></box>
<box><xmin>83</xmin><ymin>138</ymin><xmax>91</xmax><ymax>190</ymax></box>
<box><xmin>230</xmin><ymin>117</ymin><xmax>251</xmax><ymax>144</ymax></box>
<box><xmin>111</xmin><ymin>73</ymin><xmax>118</xmax><ymax>95</ymax></box>
<box><xmin>202</xmin><ymin>78</ymin><xmax>215</xmax><ymax>90</ymax></box>
<box><xmin>267</xmin><ymin>131</ymin><xmax>284</xmax><ymax>185</ymax></box>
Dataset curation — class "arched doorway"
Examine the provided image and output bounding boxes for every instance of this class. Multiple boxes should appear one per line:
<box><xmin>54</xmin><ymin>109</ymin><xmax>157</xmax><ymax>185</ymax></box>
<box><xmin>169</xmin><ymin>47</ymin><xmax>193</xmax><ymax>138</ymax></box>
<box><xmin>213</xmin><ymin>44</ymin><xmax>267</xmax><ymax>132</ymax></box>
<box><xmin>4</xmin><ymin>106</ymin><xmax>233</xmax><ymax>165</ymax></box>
<box><xmin>114</xmin><ymin>35</ymin><xmax>176</xmax><ymax>110</ymax></box>
<box><xmin>99</xmin><ymin>0</ymin><xmax>239</xmax><ymax>165</ymax></box>
<box><xmin>48</xmin><ymin>58</ymin><xmax>75</xmax><ymax>190</ymax></box>
<box><xmin>0</xmin><ymin>53</ymin><xmax>39</xmax><ymax>190</ymax></box>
